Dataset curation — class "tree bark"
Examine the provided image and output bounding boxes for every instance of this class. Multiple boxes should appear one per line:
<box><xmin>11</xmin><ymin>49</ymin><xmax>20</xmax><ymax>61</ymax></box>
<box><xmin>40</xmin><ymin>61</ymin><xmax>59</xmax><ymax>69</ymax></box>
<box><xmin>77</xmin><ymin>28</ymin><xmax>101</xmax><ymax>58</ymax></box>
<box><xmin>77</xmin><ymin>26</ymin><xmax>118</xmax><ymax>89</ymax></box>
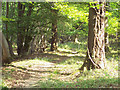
<box><xmin>22</xmin><ymin>3</ymin><xmax>33</xmax><ymax>55</ymax></box>
<box><xmin>104</xmin><ymin>17</ymin><xmax>109</xmax><ymax>52</ymax></box>
<box><xmin>5</xmin><ymin>2</ymin><xmax>9</xmax><ymax>41</ymax></box>
<box><xmin>40</xmin><ymin>30</ymin><xmax>46</xmax><ymax>52</ymax></box>
<box><xmin>5</xmin><ymin>2</ymin><xmax>15</xmax><ymax>56</ymax></box>
<box><xmin>0</xmin><ymin>33</ymin><xmax>11</xmax><ymax>64</ymax></box>
<box><xmin>79</xmin><ymin>1</ymin><xmax>106</xmax><ymax>70</ymax></box>
<box><xmin>105</xmin><ymin>32</ymin><xmax>109</xmax><ymax>52</ymax></box>
<box><xmin>50</xmin><ymin>9</ymin><xmax>58</xmax><ymax>51</ymax></box>
<box><xmin>17</xmin><ymin>2</ymin><xmax>25</xmax><ymax>55</ymax></box>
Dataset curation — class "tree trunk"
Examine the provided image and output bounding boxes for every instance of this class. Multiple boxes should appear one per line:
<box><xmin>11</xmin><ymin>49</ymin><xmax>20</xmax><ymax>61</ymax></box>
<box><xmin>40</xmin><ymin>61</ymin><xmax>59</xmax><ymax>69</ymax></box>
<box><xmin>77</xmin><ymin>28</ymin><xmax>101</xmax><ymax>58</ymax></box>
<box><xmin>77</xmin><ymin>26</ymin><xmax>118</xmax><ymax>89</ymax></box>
<box><xmin>5</xmin><ymin>2</ymin><xmax>15</xmax><ymax>56</ymax></box>
<box><xmin>0</xmin><ymin>2</ymin><xmax>11</xmax><ymax>64</ymax></box>
<box><xmin>105</xmin><ymin>32</ymin><xmax>109</xmax><ymax>52</ymax></box>
<box><xmin>22</xmin><ymin>3</ymin><xmax>33</xmax><ymax>55</ymax></box>
<box><xmin>0</xmin><ymin>33</ymin><xmax>11</xmax><ymax>64</ymax></box>
<box><xmin>40</xmin><ymin>30</ymin><xmax>46</xmax><ymax>52</ymax></box>
<box><xmin>79</xmin><ymin>1</ymin><xmax>106</xmax><ymax>71</ymax></box>
<box><xmin>0</xmin><ymin>2</ymin><xmax>2</xmax><ymax>66</ymax></box>
<box><xmin>5</xmin><ymin>2</ymin><xmax>9</xmax><ymax>41</ymax></box>
<box><xmin>28</xmin><ymin>36</ymin><xmax>36</xmax><ymax>54</ymax></box>
<box><xmin>17</xmin><ymin>2</ymin><xmax>25</xmax><ymax>55</ymax></box>
<box><xmin>104</xmin><ymin>17</ymin><xmax>109</xmax><ymax>52</ymax></box>
<box><xmin>7</xmin><ymin>40</ymin><xmax>14</xmax><ymax>56</ymax></box>
<box><xmin>50</xmin><ymin>9</ymin><xmax>58</xmax><ymax>51</ymax></box>
<box><xmin>118</xmin><ymin>19</ymin><xmax>120</xmax><ymax>56</ymax></box>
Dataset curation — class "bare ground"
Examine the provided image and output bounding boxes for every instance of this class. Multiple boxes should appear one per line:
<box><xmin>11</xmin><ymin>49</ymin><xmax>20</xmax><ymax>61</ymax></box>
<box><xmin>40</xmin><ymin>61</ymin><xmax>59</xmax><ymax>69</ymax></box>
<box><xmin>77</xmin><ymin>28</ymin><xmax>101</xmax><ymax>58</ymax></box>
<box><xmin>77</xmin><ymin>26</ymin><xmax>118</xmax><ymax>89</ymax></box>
<box><xmin>1</xmin><ymin>51</ymin><xmax>82</xmax><ymax>88</ymax></box>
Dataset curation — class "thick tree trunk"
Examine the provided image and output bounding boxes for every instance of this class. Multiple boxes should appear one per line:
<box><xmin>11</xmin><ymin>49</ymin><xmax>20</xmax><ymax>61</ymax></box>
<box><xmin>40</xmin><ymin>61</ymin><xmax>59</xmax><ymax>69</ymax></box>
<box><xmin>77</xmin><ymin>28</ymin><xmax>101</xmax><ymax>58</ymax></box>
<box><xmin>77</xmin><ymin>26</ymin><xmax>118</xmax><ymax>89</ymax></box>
<box><xmin>0</xmin><ymin>33</ymin><xmax>11</xmax><ymax>64</ymax></box>
<box><xmin>50</xmin><ymin>9</ymin><xmax>58</xmax><ymax>51</ymax></box>
<box><xmin>17</xmin><ymin>2</ymin><xmax>25</xmax><ymax>55</ymax></box>
<box><xmin>79</xmin><ymin>1</ymin><xmax>106</xmax><ymax>70</ymax></box>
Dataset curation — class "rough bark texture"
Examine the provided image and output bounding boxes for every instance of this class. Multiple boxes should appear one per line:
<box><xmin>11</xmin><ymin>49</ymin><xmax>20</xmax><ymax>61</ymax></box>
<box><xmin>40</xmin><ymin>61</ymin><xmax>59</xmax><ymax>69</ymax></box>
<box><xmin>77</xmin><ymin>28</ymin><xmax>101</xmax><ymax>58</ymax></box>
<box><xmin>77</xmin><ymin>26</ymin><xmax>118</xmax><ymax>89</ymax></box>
<box><xmin>79</xmin><ymin>1</ymin><xmax>106</xmax><ymax>70</ymax></box>
<box><xmin>50</xmin><ymin>9</ymin><xmax>58</xmax><ymax>51</ymax></box>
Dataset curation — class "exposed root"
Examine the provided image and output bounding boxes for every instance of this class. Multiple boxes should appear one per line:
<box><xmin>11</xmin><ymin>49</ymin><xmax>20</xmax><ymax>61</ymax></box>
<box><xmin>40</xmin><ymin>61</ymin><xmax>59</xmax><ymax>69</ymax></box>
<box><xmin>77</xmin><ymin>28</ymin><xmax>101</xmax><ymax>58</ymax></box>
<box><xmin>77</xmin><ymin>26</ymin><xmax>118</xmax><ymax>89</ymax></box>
<box><xmin>79</xmin><ymin>48</ymin><xmax>102</xmax><ymax>71</ymax></box>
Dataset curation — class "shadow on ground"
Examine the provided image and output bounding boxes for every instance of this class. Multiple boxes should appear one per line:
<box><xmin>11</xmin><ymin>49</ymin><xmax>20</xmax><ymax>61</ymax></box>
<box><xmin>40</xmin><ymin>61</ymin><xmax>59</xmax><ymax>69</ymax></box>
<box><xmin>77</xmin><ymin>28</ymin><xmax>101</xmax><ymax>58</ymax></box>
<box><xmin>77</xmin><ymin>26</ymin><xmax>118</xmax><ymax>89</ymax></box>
<box><xmin>11</xmin><ymin>51</ymin><xmax>85</xmax><ymax>64</ymax></box>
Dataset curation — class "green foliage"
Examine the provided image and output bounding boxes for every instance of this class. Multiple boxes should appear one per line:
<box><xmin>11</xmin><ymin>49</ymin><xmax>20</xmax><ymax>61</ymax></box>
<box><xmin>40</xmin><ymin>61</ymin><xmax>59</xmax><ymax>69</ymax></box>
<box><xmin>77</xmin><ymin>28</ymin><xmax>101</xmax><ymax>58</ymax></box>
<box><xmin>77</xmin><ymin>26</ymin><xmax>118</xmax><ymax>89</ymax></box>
<box><xmin>58</xmin><ymin>42</ymin><xmax>87</xmax><ymax>52</ymax></box>
<box><xmin>2</xmin><ymin>16</ymin><xmax>15</xmax><ymax>22</ymax></box>
<box><xmin>0</xmin><ymin>81</ymin><xmax>8</xmax><ymax>90</ymax></box>
<box><xmin>1</xmin><ymin>2</ymin><xmax>119</xmax><ymax>88</ymax></box>
<box><xmin>105</xmin><ymin>2</ymin><xmax>119</xmax><ymax>35</ymax></box>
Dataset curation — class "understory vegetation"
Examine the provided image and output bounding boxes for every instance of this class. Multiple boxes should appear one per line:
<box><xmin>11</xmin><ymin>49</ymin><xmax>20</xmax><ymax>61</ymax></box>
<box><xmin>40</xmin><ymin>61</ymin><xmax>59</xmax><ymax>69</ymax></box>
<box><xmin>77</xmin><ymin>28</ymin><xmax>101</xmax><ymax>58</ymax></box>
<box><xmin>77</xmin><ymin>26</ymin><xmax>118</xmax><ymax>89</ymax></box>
<box><xmin>1</xmin><ymin>41</ymin><xmax>119</xmax><ymax>88</ymax></box>
<box><xmin>0</xmin><ymin>1</ymin><xmax>119</xmax><ymax>89</ymax></box>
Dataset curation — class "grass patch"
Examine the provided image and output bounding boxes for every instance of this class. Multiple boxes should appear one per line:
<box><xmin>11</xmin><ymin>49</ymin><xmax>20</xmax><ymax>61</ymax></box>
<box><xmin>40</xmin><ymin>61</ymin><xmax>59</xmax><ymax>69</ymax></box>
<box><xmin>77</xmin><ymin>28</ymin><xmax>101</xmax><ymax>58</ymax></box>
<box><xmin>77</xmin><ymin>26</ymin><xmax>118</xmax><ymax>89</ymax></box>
<box><xmin>2</xmin><ymin>42</ymin><xmax>119</xmax><ymax>88</ymax></box>
<box><xmin>58</xmin><ymin>41</ymin><xmax>87</xmax><ymax>53</ymax></box>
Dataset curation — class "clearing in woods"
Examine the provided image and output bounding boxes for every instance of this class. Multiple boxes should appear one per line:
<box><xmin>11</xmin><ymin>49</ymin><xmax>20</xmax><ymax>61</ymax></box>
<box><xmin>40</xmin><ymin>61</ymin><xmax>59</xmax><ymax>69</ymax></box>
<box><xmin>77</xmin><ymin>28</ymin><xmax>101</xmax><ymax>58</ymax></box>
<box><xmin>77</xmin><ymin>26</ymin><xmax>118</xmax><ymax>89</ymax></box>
<box><xmin>2</xmin><ymin>50</ymin><xmax>85</xmax><ymax>88</ymax></box>
<box><xmin>1</xmin><ymin>49</ymin><xmax>119</xmax><ymax>88</ymax></box>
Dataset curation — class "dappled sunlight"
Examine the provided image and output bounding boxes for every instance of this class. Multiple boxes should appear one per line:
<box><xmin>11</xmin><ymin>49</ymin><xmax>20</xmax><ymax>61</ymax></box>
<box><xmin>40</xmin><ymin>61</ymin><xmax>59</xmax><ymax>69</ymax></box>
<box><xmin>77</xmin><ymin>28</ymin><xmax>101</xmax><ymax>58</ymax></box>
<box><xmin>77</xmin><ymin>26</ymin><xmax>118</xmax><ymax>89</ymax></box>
<box><xmin>2</xmin><ymin>54</ymin><xmax>119</xmax><ymax>88</ymax></box>
<box><xmin>46</xmin><ymin>48</ymin><xmax>86</xmax><ymax>57</ymax></box>
<box><xmin>2</xmin><ymin>42</ymin><xmax>119</xmax><ymax>88</ymax></box>
<box><xmin>1</xmin><ymin>1</ymin><xmax>119</xmax><ymax>88</ymax></box>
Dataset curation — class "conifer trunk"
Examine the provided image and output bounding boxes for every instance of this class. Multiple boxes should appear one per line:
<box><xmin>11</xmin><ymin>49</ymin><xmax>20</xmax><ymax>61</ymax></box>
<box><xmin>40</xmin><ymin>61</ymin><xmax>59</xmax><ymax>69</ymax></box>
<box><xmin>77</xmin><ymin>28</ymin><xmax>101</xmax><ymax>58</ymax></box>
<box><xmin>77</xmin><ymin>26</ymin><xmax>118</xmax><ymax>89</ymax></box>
<box><xmin>79</xmin><ymin>1</ymin><xmax>106</xmax><ymax>70</ymax></box>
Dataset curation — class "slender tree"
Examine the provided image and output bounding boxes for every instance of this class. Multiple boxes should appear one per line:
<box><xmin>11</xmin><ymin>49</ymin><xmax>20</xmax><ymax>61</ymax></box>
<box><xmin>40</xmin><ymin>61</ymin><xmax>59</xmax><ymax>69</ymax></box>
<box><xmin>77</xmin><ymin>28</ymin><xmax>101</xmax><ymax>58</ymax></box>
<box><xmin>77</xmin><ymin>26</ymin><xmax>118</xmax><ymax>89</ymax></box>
<box><xmin>50</xmin><ymin>9</ymin><xmax>58</xmax><ymax>51</ymax></box>
<box><xmin>5</xmin><ymin>2</ymin><xmax>15</xmax><ymax>56</ymax></box>
<box><xmin>22</xmin><ymin>2</ymin><xmax>34</xmax><ymax>54</ymax></box>
<box><xmin>79</xmin><ymin>0</ymin><xmax>106</xmax><ymax>70</ymax></box>
<box><xmin>17</xmin><ymin>2</ymin><xmax>25</xmax><ymax>55</ymax></box>
<box><xmin>118</xmin><ymin>19</ymin><xmax>120</xmax><ymax>56</ymax></box>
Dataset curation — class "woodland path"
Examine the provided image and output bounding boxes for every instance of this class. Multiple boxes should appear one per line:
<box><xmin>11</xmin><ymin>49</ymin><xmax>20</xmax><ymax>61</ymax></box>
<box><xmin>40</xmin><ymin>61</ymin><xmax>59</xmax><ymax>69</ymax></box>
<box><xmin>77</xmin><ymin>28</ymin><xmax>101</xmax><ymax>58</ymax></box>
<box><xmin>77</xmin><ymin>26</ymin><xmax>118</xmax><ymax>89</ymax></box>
<box><xmin>2</xmin><ymin>51</ymin><xmax>84</xmax><ymax>88</ymax></box>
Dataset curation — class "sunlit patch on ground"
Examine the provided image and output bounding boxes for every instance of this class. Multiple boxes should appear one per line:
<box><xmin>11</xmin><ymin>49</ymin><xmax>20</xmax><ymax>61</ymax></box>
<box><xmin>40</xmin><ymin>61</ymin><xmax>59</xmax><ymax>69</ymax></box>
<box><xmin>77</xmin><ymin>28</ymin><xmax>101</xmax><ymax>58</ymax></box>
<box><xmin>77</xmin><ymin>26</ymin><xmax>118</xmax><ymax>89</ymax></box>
<box><xmin>1</xmin><ymin>45</ymin><xmax>119</xmax><ymax>88</ymax></box>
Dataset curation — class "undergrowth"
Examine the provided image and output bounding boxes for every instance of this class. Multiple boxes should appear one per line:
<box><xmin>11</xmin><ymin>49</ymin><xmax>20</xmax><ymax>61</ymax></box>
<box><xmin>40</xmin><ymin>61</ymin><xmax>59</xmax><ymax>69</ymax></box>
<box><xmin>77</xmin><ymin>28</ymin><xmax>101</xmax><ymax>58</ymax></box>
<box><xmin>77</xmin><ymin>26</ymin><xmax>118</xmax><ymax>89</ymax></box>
<box><xmin>1</xmin><ymin>42</ymin><xmax>119</xmax><ymax>88</ymax></box>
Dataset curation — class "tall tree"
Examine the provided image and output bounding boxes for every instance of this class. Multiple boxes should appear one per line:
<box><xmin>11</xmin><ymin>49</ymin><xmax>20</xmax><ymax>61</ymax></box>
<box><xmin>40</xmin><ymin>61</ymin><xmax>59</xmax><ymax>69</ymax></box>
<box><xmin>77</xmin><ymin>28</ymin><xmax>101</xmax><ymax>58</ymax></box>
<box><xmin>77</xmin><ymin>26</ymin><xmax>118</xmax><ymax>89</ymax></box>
<box><xmin>79</xmin><ymin>0</ymin><xmax>106</xmax><ymax>70</ymax></box>
<box><xmin>5</xmin><ymin>2</ymin><xmax>15</xmax><ymax>56</ymax></box>
<box><xmin>0</xmin><ymin>2</ymin><xmax>11</xmax><ymax>64</ymax></box>
<box><xmin>17</xmin><ymin>2</ymin><xmax>25</xmax><ymax>55</ymax></box>
<box><xmin>22</xmin><ymin>2</ymin><xmax>34</xmax><ymax>54</ymax></box>
<box><xmin>50</xmin><ymin>3</ymin><xmax>58</xmax><ymax>51</ymax></box>
<box><xmin>118</xmin><ymin>10</ymin><xmax>120</xmax><ymax>56</ymax></box>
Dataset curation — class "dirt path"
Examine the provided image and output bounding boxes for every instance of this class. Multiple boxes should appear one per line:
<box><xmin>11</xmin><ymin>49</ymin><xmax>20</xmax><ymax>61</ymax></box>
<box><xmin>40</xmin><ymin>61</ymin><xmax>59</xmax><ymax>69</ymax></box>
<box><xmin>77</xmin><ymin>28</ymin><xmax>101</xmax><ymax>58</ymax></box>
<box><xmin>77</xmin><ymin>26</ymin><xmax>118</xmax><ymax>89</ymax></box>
<box><xmin>2</xmin><ymin>51</ymin><xmax>83</xmax><ymax>88</ymax></box>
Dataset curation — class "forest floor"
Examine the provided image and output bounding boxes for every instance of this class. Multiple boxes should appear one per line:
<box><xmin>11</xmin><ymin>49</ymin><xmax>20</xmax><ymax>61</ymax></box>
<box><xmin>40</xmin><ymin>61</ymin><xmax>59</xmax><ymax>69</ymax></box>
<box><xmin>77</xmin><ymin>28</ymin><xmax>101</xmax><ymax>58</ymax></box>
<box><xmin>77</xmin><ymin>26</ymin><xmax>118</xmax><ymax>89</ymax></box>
<box><xmin>1</xmin><ymin>50</ymin><xmax>84</xmax><ymax>88</ymax></box>
<box><xmin>1</xmin><ymin>46</ymin><xmax>120</xmax><ymax>88</ymax></box>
